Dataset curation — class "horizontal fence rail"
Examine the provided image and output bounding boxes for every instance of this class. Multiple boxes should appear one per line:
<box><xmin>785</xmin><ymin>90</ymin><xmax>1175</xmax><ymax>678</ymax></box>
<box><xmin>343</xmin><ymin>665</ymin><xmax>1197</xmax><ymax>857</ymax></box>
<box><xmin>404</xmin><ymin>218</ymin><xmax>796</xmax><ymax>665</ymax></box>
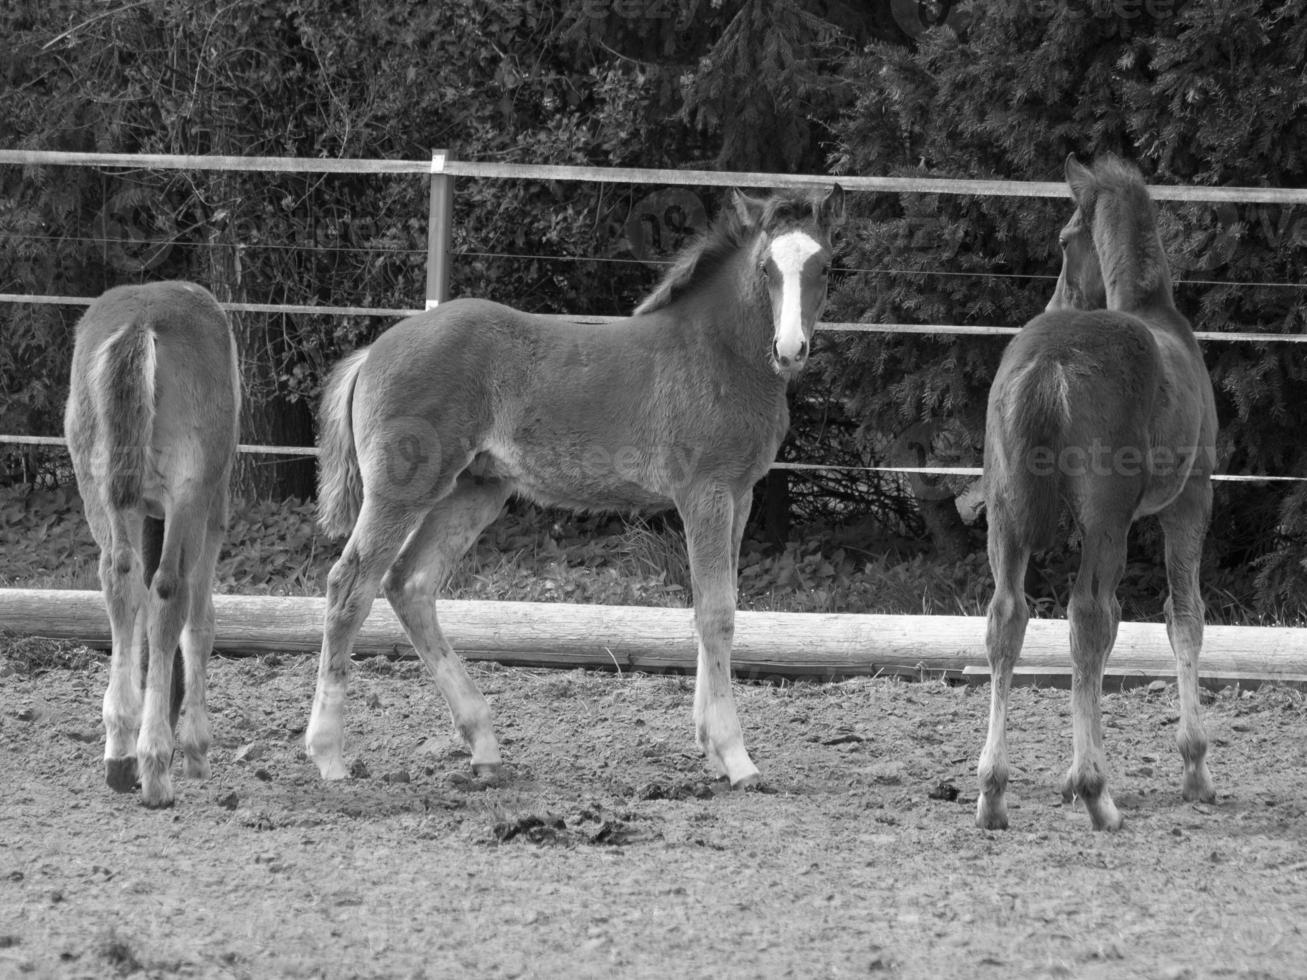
<box><xmin>0</xmin><ymin>292</ymin><xmax>426</xmax><ymax>318</ymax></box>
<box><xmin>3</xmin><ymin>295</ymin><xmax>1304</xmax><ymax>345</ymax></box>
<box><xmin>6</xmin><ymin>148</ymin><xmax>1307</xmax><ymax>203</ymax></box>
<box><xmin>3</xmin><ymin>149</ymin><xmax>1306</xmax><ymax>483</ymax></box>
<box><xmin>8</xmin><ymin>588</ymin><xmax>1307</xmax><ymax>685</ymax></box>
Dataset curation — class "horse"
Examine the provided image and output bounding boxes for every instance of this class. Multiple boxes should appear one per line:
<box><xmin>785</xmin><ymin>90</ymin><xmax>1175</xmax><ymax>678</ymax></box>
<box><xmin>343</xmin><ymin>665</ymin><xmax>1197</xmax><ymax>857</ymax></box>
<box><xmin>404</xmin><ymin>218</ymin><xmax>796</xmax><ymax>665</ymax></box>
<box><xmin>306</xmin><ymin>184</ymin><xmax>844</xmax><ymax>789</ymax></box>
<box><xmin>977</xmin><ymin>155</ymin><xmax>1218</xmax><ymax>831</ymax></box>
<box><xmin>65</xmin><ymin>281</ymin><xmax>240</xmax><ymax>808</ymax></box>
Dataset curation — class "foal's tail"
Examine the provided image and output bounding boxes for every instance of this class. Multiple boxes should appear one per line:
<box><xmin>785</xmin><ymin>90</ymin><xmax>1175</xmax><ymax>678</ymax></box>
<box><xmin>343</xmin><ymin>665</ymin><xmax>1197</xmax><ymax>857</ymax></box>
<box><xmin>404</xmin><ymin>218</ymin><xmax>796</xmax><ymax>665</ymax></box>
<box><xmin>317</xmin><ymin>348</ymin><xmax>370</xmax><ymax>538</ymax></box>
<box><xmin>100</xmin><ymin>322</ymin><xmax>158</xmax><ymax>510</ymax></box>
<box><xmin>992</xmin><ymin>362</ymin><xmax>1070</xmax><ymax>552</ymax></box>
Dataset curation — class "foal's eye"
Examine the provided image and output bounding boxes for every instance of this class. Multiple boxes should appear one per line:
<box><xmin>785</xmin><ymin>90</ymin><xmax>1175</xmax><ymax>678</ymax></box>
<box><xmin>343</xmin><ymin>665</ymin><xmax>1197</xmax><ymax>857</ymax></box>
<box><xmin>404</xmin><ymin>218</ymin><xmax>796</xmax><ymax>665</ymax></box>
<box><xmin>1058</xmin><ymin>238</ymin><xmax>1068</xmax><ymax>251</ymax></box>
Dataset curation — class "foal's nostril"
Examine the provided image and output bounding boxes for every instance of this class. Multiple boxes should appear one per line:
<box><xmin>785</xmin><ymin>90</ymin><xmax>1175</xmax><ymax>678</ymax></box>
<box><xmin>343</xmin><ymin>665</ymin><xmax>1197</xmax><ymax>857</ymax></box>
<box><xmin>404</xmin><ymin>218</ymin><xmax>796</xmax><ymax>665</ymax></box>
<box><xmin>772</xmin><ymin>339</ymin><xmax>807</xmax><ymax>370</ymax></box>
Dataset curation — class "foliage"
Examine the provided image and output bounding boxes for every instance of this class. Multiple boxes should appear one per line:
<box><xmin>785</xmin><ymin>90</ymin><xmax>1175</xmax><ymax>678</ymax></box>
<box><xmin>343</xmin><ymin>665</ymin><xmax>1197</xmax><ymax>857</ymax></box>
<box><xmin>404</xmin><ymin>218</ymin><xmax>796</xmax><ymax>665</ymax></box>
<box><xmin>824</xmin><ymin>0</ymin><xmax>1307</xmax><ymax>618</ymax></box>
<box><xmin>1</xmin><ymin>1</ymin><xmax>883</xmax><ymax>487</ymax></box>
<box><xmin>0</xmin><ymin>483</ymin><xmax>98</xmax><ymax>589</ymax></box>
<box><xmin>678</xmin><ymin>0</ymin><xmax>854</xmax><ymax>171</ymax></box>
<box><xmin>4</xmin><ymin>0</ymin><xmax>1307</xmax><ymax>616</ymax></box>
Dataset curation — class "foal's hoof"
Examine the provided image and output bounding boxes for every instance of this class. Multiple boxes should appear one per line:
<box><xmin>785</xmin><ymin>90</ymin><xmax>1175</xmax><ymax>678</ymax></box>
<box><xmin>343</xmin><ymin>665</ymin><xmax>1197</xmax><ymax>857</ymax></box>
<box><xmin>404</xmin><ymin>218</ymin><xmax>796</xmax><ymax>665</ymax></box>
<box><xmin>310</xmin><ymin>754</ymin><xmax>349</xmax><ymax>781</ymax></box>
<box><xmin>140</xmin><ymin>787</ymin><xmax>176</xmax><ymax>809</ymax></box>
<box><xmin>105</xmin><ymin>757</ymin><xmax>138</xmax><ymax>793</ymax></box>
<box><xmin>471</xmin><ymin>761</ymin><xmax>503</xmax><ymax>783</ymax></box>
<box><xmin>1084</xmin><ymin>797</ymin><xmax>1124</xmax><ymax>832</ymax></box>
<box><xmin>1182</xmin><ymin>774</ymin><xmax>1216</xmax><ymax>805</ymax></box>
<box><xmin>183</xmin><ymin>756</ymin><xmax>212</xmax><ymax>781</ymax></box>
<box><xmin>138</xmin><ymin>756</ymin><xmax>176</xmax><ymax>809</ymax></box>
<box><xmin>1089</xmin><ymin>811</ymin><xmax>1124</xmax><ymax>832</ymax></box>
<box><xmin>729</xmin><ymin>771</ymin><xmax>763</xmax><ymax>791</ymax></box>
<box><xmin>975</xmin><ymin>796</ymin><xmax>1008</xmax><ymax>831</ymax></box>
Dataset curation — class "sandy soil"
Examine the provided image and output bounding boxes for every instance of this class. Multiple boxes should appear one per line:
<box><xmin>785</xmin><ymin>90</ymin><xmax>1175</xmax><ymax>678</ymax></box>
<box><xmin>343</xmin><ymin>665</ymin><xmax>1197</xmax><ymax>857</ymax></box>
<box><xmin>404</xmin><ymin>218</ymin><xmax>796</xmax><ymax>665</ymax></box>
<box><xmin>2</xmin><ymin>637</ymin><xmax>1306</xmax><ymax>979</ymax></box>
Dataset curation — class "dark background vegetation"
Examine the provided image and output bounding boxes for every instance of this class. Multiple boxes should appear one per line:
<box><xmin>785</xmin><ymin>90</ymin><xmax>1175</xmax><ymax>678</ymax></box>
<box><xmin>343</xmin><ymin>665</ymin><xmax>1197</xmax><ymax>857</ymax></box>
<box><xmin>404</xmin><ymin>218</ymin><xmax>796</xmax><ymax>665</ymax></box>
<box><xmin>3</xmin><ymin>0</ymin><xmax>1306</xmax><ymax>621</ymax></box>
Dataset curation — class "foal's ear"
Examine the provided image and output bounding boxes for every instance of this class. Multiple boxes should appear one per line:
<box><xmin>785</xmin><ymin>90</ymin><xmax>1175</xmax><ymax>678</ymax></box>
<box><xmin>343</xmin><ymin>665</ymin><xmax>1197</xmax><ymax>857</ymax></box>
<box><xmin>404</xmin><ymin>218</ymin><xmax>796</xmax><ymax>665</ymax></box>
<box><xmin>818</xmin><ymin>184</ymin><xmax>847</xmax><ymax>227</ymax></box>
<box><xmin>731</xmin><ymin>188</ymin><xmax>768</xmax><ymax>228</ymax></box>
<box><xmin>1065</xmin><ymin>154</ymin><xmax>1096</xmax><ymax>211</ymax></box>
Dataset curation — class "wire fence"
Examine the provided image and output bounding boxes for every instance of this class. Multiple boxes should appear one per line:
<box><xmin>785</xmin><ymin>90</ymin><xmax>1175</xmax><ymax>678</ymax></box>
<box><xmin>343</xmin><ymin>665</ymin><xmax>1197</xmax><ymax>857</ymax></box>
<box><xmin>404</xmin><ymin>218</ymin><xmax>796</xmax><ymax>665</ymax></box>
<box><xmin>4</xmin><ymin>149</ymin><xmax>1306</xmax><ymax>483</ymax></box>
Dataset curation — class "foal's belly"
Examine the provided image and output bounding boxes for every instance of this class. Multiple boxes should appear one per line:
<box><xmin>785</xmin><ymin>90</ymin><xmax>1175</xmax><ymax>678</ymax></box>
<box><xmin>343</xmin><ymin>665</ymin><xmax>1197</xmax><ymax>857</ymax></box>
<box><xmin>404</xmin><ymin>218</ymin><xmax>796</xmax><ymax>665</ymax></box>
<box><xmin>472</xmin><ymin>443</ymin><xmax>680</xmax><ymax>514</ymax></box>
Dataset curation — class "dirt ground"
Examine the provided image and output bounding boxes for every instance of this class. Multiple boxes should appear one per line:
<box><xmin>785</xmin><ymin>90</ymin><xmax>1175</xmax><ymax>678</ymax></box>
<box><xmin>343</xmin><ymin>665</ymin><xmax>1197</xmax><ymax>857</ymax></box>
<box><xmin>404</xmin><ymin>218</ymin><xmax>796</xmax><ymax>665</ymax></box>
<box><xmin>2</xmin><ymin>638</ymin><xmax>1306</xmax><ymax>980</ymax></box>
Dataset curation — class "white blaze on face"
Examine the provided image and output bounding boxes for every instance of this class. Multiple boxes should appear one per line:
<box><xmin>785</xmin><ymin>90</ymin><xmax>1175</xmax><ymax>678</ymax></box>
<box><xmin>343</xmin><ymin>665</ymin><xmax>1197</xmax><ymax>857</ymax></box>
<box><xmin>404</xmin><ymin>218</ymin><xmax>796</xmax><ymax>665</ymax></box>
<box><xmin>768</xmin><ymin>230</ymin><xmax>824</xmax><ymax>363</ymax></box>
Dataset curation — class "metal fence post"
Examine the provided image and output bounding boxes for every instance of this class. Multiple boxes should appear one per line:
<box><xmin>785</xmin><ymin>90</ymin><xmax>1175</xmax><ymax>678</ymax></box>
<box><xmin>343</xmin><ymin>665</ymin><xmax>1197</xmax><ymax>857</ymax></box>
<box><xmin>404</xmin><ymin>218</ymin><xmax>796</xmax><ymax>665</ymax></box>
<box><xmin>425</xmin><ymin>149</ymin><xmax>453</xmax><ymax>309</ymax></box>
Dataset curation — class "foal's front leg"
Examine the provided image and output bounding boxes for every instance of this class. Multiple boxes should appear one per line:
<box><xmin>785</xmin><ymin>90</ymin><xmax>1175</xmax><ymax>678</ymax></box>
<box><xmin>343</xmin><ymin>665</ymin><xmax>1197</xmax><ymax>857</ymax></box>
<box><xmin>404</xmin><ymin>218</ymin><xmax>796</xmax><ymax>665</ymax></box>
<box><xmin>680</xmin><ymin>485</ymin><xmax>759</xmax><ymax>788</ymax></box>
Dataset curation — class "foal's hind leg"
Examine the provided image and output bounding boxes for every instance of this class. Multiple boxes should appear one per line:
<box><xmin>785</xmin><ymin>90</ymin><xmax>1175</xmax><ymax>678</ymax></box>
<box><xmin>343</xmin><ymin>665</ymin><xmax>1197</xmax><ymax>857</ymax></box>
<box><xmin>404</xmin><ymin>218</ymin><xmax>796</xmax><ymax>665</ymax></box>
<box><xmin>307</xmin><ymin>498</ymin><xmax>425</xmax><ymax>779</ymax></box>
<box><xmin>142</xmin><ymin>517</ymin><xmax>185</xmax><ymax>740</ymax></box>
<box><xmin>97</xmin><ymin>505</ymin><xmax>147</xmax><ymax>792</ymax></box>
<box><xmin>176</xmin><ymin>505</ymin><xmax>225</xmax><ymax>781</ymax></box>
<box><xmin>681</xmin><ymin>485</ymin><xmax>759</xmax><ymax>788</ymax></box>
<box><xmin>136</xmin><ymin>500</ymin><xmax>209</xmax><ymax>808</ymax></box>
<box><xmin>976</xmin><ymin>518</ymin><xmax>1031</xmax><ymax>830</ymax></box>
<box><xmin>381</xmin><ymin>476</ymin><xmax>512</xmax><ymax>776</ymax></box>
<box><xmin>1064</xmin><ymin>519</ymin><xmax>1129</xmax><ymax>831</ymax></box>
<box><xmin>1159</xmin><ymin>480</ymin><xmax>1216</xmax><ymax>804</ymax></box>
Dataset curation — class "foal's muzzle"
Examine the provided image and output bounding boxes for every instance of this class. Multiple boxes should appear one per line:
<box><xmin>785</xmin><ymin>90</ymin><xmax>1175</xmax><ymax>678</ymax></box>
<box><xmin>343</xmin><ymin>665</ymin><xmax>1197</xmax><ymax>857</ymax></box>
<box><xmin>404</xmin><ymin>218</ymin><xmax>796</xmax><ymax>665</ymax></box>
<box><xmin>772</xmin><ymin>338</ymin><xmax>809</xmax><ymax>375</ymax></box>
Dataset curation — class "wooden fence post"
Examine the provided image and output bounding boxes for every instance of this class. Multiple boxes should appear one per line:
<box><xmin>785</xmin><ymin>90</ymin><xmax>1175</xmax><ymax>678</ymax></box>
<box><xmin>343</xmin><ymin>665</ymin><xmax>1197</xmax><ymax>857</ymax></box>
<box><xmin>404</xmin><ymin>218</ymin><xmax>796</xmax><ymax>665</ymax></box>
<box><xmin>425</xmin><ymin>149</ymin><xmax>453</xmax><ymax>309</ymax></box>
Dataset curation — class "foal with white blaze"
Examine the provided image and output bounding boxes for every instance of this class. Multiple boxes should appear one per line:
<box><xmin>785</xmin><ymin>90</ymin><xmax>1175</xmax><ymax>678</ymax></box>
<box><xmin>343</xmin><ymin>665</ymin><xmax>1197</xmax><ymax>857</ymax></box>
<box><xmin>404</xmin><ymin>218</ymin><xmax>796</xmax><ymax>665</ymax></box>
<box><xmin>65</xmin><ymin>281</ymin><xmax>240</xmax><ymax>807</ymax></box>
<box><xmin>307</xmin><ymin>185</ymin><xmax>844</xmax><ymax>788</ymax></box>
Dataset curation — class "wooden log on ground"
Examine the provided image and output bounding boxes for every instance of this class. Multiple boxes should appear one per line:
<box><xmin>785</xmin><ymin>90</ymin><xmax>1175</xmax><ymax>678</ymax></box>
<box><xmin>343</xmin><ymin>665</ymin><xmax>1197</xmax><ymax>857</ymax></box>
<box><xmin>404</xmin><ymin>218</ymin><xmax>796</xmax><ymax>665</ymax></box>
<box><xmin>3</xmin><ymin>588</ymin><xmax>1307</xmax><ymax>686</ymax></box>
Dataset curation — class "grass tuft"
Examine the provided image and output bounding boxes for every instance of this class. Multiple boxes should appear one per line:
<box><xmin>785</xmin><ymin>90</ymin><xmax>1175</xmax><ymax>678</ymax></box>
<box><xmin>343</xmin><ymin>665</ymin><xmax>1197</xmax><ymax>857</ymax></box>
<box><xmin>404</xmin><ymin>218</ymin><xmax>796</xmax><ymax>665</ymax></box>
<box><xmin>0</xmin><ymin>634</ymin><xmax>101</xmax><ymax>676</ymax></box>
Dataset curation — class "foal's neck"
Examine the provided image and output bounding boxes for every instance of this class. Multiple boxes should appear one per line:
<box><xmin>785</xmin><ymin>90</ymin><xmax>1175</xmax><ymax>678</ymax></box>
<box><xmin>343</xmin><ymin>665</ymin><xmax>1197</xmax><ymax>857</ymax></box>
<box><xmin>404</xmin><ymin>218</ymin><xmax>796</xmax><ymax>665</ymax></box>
<box><xmin>1101</xmin><ymin>226</ymin><xmax>1178</xmax><ymax>319</ymax></box>
<box><xmin>699</xmin><ymin>248</ymin><xmax>779</xmax><ymax>372</ymax></box>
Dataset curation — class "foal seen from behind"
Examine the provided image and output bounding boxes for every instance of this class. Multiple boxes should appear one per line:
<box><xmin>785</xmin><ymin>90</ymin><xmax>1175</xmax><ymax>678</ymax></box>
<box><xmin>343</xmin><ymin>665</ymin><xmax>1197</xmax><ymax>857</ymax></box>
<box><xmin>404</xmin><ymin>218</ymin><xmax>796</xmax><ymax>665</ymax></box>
<box><xmin>308</xmin><ymin>185</ymin><xmax>844</xmax><ymax>789</ymax></box>
<box><xmin>978</xmin><ymin>156</ymin><xmax>1218</xmax><ymax>831</ymax></box>
<box><xmin>66</xmin><ymin>281</ymin><xmax>240</xmax><ymax>807</ymax></box>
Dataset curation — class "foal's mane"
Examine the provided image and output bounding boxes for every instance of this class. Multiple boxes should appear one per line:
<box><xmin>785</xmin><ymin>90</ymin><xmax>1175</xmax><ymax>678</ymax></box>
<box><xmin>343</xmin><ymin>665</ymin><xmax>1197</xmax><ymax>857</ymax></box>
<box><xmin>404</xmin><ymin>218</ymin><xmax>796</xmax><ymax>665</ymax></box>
<box><xmin>1088</xmin><ymin>155</ymin><xmax>1170</xmax><ymax>302</ymax></box>
<box><xmin>633</xmin><ymin>191</ymin><xmax>821</xmax><ymax>316</ymax></box>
